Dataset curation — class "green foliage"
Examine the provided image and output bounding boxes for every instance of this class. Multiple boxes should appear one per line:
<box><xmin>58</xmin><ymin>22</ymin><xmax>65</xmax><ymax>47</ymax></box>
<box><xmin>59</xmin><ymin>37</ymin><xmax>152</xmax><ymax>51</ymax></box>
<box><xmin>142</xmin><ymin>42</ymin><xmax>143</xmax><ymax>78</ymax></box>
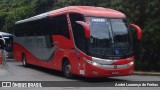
<box><xmin>0</xmin><ymin>0</ymin><xmax>54</xmax><ymax>33</ymax></box>
<box><xmin>31</xmin><ymin>0</ymin><xmax>54</xmax><ymax>15</ymax></box>
<box><xmin>0</xmin><ymin>0</ymin><xmax>34</xmax><ymax>33</ymax></box>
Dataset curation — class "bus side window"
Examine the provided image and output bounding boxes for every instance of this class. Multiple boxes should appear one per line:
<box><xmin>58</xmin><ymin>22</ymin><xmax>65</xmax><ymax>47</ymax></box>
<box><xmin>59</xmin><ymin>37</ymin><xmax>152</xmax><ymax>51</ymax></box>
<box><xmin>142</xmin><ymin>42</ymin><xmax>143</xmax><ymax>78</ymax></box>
<box><xmin>15</xmin><ymin>23</ymin><xmax>25</xmax><ymax>37</ymax></box>
<box><xmin>45</xmin><ymin>36</ymin><xmax>53</xmax><ymax>48</ymax></box>
<box><xmin>49</xmin><ymin>15</ymin><xmax>70</xmax><ymax>39</ymax></box>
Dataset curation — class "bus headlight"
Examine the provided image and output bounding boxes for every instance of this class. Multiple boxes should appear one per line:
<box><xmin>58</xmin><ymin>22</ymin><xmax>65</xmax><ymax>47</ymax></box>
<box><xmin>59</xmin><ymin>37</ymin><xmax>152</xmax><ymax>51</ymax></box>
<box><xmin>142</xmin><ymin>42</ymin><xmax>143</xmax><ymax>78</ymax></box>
<box><xmin>128</xmin><ymin>61</ymin><xmax>134</xmax><ymax>66</ymax></box>
<box><xmin>92</xmin><ymin>62</ymin><xmax>101</xmax><ymax>66</ymax></box>
<box><xmin>83</xmin><ymin>58</ymin><xmax>101</xmax><ymax>67</ymax></box>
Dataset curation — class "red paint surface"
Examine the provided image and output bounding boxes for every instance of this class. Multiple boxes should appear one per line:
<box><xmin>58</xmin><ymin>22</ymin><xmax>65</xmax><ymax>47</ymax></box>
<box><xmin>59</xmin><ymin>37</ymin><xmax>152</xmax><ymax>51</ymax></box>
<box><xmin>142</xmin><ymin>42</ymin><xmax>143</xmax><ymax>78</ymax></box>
<box><xmin>49</xmin><ymin>6</ymin><xmax>126</xmax><ymax>18</ymax></box>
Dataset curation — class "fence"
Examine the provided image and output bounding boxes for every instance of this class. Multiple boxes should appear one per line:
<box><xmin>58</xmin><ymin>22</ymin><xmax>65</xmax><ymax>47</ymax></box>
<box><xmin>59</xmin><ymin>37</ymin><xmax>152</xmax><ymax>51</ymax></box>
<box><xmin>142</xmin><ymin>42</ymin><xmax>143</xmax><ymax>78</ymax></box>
<box><xmin>134</xmin><ymin>45</ymin><xmax>160</xmax><ymax>72</ymax></box>
<box><xmin>0</xmin><ymin>49</ymin><xmax>8</xmax><ymax>69</ymax></box>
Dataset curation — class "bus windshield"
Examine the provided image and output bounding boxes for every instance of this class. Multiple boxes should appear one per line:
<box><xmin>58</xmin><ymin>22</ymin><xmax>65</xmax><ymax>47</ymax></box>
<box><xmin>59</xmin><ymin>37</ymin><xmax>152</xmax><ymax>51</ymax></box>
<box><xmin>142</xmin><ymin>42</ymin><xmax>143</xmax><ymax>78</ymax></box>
<box><xmin>86</xmin><ymin>17</ymin><xmax>132</xmax><ymax>59</ymax></box>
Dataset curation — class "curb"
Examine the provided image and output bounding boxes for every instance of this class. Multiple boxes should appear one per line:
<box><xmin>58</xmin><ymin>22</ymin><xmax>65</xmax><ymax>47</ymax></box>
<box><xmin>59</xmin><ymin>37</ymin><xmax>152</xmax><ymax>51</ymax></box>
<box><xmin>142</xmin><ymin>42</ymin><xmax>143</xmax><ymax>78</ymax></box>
<box><xmin>134</xmin><ymin>71</ymin><xmax>160</xmax><ymax>76</ymax></box>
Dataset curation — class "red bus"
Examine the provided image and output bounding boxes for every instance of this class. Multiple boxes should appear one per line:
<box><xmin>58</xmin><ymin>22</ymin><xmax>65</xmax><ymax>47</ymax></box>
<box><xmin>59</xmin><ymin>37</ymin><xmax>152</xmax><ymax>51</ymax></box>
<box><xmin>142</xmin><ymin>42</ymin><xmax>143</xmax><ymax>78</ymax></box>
<box><xmin>14</xmin><ymin>6</ymin><xmax>142</xmax><ymax>78</ymax></box>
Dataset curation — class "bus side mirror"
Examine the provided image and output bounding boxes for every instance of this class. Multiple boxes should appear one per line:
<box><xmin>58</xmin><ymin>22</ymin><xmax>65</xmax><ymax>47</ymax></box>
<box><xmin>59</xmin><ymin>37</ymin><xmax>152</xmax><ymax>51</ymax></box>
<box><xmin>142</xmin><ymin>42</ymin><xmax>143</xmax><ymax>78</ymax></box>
<box><xmin>130</xmin><ymin>24</ymin><xmax>142</xmax><ymax>61</ymax></box>
<box><xmin>130</xmin><ymin>24</ymin><xmax>142</xmax><ymax>40</ymax></box>
<box><xmin>76</xmin><ymin>21</ymin><xmax>90</xmax><ymax>38</ymax></box>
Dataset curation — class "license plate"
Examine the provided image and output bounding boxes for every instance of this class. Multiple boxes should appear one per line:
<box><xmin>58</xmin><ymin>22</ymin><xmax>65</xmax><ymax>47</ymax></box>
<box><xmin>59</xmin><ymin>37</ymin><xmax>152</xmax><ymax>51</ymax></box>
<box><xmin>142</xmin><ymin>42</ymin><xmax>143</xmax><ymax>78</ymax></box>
<box><xmin>112</xmin><ymin>72</ymin><xmax>119</xmax><ymax>75</ymax></box>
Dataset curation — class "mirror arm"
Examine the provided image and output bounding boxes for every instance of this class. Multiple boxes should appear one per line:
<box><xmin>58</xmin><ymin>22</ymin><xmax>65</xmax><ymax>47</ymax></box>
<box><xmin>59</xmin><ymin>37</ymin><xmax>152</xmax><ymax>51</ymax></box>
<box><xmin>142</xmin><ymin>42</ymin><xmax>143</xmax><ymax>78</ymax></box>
<box><xmin>76</xmin><ymin>21</ymin><xmax>90</xmax><ymax>38</ymax></box>
<box><xmin>130</xmin><ymin>24</ymin><xmax>142</xmax><ymax>40</ymax></box>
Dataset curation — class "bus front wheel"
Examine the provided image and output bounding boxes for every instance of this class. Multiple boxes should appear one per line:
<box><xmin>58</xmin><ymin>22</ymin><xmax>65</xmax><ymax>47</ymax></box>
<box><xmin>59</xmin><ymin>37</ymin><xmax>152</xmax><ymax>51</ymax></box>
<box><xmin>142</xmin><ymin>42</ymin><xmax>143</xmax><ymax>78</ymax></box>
<box><xmin>63</xmin><ymin>60</ymin><xmax>73</xmax><ymax>79</ymax></box>
<box><xmin>22</xmin><ymin>55</ymin><xmax>28</xmax><ymax>67</ymax></box>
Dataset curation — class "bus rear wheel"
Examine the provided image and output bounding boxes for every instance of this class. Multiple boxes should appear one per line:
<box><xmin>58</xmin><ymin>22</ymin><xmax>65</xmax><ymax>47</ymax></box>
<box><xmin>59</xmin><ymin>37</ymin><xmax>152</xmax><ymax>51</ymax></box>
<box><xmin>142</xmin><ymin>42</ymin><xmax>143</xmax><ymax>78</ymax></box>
<box><xmin>63</xmin><ymin>60</ymin><xmax>73</xmax><ymax>79</ymax></box>
<box><xmin>22</xmin><ymin>55</ymin><xmax>28</xmax><ymax>67</ymax></box>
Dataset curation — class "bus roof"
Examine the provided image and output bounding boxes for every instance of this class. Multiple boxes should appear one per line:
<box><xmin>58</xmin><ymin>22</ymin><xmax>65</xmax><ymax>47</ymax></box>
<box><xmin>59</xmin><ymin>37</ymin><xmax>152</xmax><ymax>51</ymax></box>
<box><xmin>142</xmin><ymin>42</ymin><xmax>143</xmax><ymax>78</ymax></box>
<box><xmin>16</xmin><ymin>6</ymin><xmax>126</xmax><ymax>24</ymax></box>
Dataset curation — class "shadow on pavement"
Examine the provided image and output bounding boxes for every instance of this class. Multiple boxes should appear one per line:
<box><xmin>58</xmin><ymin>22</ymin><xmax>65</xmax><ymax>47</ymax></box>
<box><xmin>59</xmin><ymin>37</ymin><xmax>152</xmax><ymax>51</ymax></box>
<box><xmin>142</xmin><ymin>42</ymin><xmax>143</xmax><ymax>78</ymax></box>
<box><xmin>15</xmin><ymin>62</ymin><xmax>129</xmax><ymax>83</ymax></box>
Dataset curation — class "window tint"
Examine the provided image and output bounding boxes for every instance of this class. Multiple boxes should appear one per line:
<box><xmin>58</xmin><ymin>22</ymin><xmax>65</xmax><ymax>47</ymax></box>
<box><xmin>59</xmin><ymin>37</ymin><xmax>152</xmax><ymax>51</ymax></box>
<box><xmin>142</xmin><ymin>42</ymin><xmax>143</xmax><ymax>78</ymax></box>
<box><xmin>14</xmin><ymin>15</ymin><xmax>70</xmax><ymax>38</ymax></box>
<box><xmin>69</xmin><ymin>13</ymin><xmax>88</xmax><ymax>53</ymax></box>
<box><xmin>48</xmin><ymin>15</ymin><xmax>70</xmax><ymax>38</ymax></box>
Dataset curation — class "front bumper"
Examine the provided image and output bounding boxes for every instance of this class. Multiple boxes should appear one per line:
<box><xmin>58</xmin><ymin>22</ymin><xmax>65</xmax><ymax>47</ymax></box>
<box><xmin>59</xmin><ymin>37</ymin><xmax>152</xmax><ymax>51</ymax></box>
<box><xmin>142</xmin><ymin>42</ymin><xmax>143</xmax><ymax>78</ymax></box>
<box><xmin>83</xmin><ymin>64</ymin><xmax>134</xmax><ymax>78</ymax></box>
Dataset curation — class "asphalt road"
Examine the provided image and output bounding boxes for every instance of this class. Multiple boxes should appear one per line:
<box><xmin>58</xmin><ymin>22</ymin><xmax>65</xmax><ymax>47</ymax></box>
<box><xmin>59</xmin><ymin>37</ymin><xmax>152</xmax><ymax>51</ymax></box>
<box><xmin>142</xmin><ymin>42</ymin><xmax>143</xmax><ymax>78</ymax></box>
<box><xmin>0</xmin><ymin>59</ymin><xmax>160</xmax><ymax>90</ymax></box>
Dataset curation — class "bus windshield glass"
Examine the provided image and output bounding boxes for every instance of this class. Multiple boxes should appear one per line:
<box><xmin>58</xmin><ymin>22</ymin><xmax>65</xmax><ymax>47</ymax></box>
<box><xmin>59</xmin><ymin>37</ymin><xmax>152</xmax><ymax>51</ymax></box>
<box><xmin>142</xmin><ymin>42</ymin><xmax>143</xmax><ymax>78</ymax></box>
<box><xmin>86</xmin><ymin>17</ymin><xmax>132</xmax><ymax>59</ymax></box>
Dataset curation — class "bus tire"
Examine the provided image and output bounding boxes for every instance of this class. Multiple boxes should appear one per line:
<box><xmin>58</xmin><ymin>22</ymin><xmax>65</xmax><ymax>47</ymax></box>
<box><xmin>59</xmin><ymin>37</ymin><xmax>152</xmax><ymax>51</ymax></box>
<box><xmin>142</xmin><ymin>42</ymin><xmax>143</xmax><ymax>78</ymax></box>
<box><xmin>63</xmin><ymin>60</ymin><xmax>73</xmax><ymax>79</ymax></box>
<box><xmin>22</xmin><ymin>54</ymin><xmax>28</xmax><ymax>67</ymax></box>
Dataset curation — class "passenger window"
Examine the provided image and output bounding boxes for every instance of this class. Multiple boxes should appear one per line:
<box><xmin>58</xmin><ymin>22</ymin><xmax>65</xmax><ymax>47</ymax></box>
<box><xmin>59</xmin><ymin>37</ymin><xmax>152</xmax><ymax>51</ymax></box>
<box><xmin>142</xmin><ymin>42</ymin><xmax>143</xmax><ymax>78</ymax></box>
<box><xmin>15</xmin><ymin>14</ymin><xmax>70</xmax><ymax>39</ymax></box>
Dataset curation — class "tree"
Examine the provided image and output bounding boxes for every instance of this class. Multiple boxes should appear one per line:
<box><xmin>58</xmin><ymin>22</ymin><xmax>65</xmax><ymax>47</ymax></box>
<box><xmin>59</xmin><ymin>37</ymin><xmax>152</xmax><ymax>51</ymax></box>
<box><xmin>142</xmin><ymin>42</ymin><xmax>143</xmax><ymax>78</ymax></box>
<box><xmin>31</xmin><ymin>0</ymin><xmax>54</xmax><ymax>15</ymax></box>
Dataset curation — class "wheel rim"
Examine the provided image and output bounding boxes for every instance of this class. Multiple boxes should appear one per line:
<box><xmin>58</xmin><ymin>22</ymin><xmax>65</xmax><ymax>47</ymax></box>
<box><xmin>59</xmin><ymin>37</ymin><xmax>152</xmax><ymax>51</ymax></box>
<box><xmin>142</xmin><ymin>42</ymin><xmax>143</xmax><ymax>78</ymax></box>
<box><xmin>65</xmin><ymin>64</ymin><xmax>71</xmax><ymax>77</ymax></box>
<box><xmin>23</xmin><ymin>57</ymin><xmax>26</xmax><ymax>66</ymax></box>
